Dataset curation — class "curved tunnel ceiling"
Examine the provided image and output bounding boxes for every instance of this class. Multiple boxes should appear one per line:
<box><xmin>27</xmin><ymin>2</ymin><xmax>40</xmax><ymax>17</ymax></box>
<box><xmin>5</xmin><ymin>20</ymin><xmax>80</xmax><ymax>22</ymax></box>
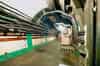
<box><xmin>40</xmin><ymin>12</ymin><xmax>73</xmax><ymax>29</ymax></box>
<box><xmin>0</xmin><ymin>0</ymin><xmax>80</xmax><ymax>35</ymax></box>
<box><xmin>33</xmin><ymin>10</ymin><xmax>80</xmax><ymax>35</ymax></box>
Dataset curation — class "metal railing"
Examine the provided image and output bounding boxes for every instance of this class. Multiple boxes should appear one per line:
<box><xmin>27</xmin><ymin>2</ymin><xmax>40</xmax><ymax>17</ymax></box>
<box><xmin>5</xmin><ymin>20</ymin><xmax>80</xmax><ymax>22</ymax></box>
<box><xmin>0</xmin><ymin>1</ymin><xmax>48</xmax><ymax>34</ymax></box>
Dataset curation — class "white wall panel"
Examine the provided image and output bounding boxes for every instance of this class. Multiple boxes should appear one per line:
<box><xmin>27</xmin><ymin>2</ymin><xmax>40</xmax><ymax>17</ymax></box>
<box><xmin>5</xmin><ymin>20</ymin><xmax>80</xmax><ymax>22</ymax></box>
<box><xmin>0</xmin><ymin>40</ymin><xmax>27</xmax><ymax>55</ymax></box>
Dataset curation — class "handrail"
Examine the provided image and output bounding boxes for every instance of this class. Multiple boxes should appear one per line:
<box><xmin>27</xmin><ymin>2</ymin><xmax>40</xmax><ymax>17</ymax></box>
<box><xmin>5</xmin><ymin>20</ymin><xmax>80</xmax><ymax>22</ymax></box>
<box><xmin>0</xmin><ymin>1</ymin><xmax>32</xmax><ymax>20</ymax></box>
<box><xmin>0</xmin><ymin>1</ymin><xmax>49</xmax><ymax>34</ymax></box>
<box><xmin>0</xmin><ymin>7</ymin><xmax>46</xmax><ymax>28</ymax></box>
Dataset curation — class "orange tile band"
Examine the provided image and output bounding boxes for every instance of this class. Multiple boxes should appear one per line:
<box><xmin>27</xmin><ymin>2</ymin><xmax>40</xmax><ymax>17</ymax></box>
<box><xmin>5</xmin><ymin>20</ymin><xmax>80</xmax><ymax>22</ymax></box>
<box><xmin>0</xmin><ymin>36</ymin><xmax>43</xmax><ymax>42</ymax></box>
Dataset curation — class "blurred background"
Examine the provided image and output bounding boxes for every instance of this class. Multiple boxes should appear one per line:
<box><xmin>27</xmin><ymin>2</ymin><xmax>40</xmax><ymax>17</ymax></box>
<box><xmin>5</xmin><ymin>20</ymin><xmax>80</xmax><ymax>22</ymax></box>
<box><xmin>0</xmin><ymin>0</ymin><xmax>99</xmax><ymax>66</ymax></box>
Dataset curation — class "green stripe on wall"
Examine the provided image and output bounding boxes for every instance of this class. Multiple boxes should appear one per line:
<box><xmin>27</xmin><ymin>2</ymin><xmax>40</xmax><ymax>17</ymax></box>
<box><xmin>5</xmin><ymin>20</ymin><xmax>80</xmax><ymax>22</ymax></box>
<box><xmin>0</xmin><ymin>35</ymin><xmax>49</xmax><ymax>62</ymax></box>
<box><xmin>26</xmin><ymin>34</ymin><xmax>33</xmax><ymax>49</ymax></box>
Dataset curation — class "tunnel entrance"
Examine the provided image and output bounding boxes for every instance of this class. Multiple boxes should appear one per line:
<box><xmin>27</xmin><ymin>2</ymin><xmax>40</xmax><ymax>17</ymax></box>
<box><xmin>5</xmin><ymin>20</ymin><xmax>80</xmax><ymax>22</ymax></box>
<box><xmin>35</xmin><ymin>10</ymin><xmax>87</xmax><ymax>66</ymax></box>
<box><xmin>38</xmin><ymin>11</ymin><xmax>79</xmax><ymax>35</ymax></box>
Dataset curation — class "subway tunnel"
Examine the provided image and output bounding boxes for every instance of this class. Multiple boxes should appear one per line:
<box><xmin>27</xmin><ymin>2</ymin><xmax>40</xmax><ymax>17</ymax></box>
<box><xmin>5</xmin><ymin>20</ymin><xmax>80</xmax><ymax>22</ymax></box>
<box><xmin>0</xmin><ymin>0</ymin><xmax>91</xmax><ymax>66</ymax></box>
